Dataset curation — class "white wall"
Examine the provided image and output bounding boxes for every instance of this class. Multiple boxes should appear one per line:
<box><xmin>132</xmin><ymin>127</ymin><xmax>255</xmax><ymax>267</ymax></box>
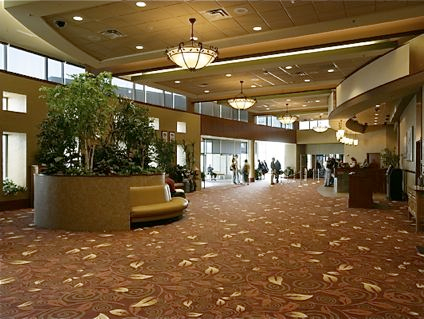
<box><xmin>344</xmin><ymin>127</ymin><xmax>388</xmax><ymax>164</ymax></box>
<box><xmin>337</xmin><ymin>44</ymin><xmax>409</xmax><ymax>106</ymax></box>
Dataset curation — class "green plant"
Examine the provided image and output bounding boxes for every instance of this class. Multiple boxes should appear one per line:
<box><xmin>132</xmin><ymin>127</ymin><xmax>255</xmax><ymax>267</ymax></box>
<box><xmin>381</xmin><ymin>148</ymin><xmax>400</xmax><ymax>168</ymax></box>
<box><xmin>283</xmin><ymin>166</ymin><xmax>294</xmax><ymax>176</ymax></box>
<box><xmin>37</xmin><ymin>72</ymin><xmax>157</xmax><ymax>175</ymax></box>
<box><xmin>153</xmin><ymin>137</ymin><xmax>177</xmax><ymax>172</ymax></box>
<box><xmin>2</xmin><ymin>179</ymin><xmax>27</xmax><ymax>196</ymax></box>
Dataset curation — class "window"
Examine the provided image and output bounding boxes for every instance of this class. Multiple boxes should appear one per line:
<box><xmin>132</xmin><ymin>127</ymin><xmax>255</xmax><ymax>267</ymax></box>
<box><xmin>112</xmin><ymin>77</ymin><xmax>134</xmax><ymax>99</ymax></box>
<box><xmin>146</xmin><ymin>86</ymin><xmax>164</xmax><ymax>106</ymax></box>
<box><xmin>256</xmin><ymin>116</ymin><xmax>267</xmax><ymax>126</ymax></box>
<box><xmin>299</xmin><ymin>121</ymin><xmax>310</xmax><ymax>130</ymax></box>
<box><xmin>64</xmin><ymin>63</ymin><xmax>85</xmax><ymax>84</ymax></box>
<box><xmin>164</xmin><ymin>91</ymin><xmax>173</xmax><ymax>108</ymax></box>
<box><xmin>7</xmin><ymin>46</ymin><xmax>46</xmax><ymax>80</ymax></box>
<box><xmin>0</xmin><ymin>43</ymin><xmax>5</xmax><ymax>70</ymax></box>
<box><xmin>177</xmin><ymin>122</ymin><xmax>186</xmax><ymax>133</ymax></box>
<box><xmin>2</xmin><ymin>91</ymin><xmax>27</xmax><ymax>113</ymax></box>
<box><xmin>239</xmin><ymin>110</ymin><xmax>248</xmax><ymax>122</ymax></box>
<box><xmin>174</xmin><ymin>94</ymin><xmax>187</xmax><ymax>111</ymax></box>
<box><xmin>271</xmin><ymin>116</ymin><xmax>282</xmax><ymax>128</ymax></box>
<box><xmin>47</xmin><ymin>58</ymin><xmax>63</xmax><ymax>84</ymax></box>
<box><xmin>2</xmin><ymin>132</ymin><xmax>27</xmax><ymax>187</ymax></box>
<box><xmin>134</xmin><ymin>83</ymin><xmax>145</xmax><ymax>102</ymax></box>
<box><xmin>221</xmin><ymin>105</ymin><xmax>233</xmax><ymax>120</ymax></box>
<box><xmin>149</xmin><ymin>117</ymin><xmax>160</xmax><ymax>130</ymax></box>
<box><xmin>177</xmin><ymin>145</ymin><xmax>186</xmax><ymax>166</ymax></box>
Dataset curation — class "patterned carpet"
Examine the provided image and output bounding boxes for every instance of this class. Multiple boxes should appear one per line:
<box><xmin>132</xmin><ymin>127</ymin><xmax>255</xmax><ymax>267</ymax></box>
<box><xmin>1</xmin><ymin>180</ymin><xmax>423</xmax><ymax>319</ymax></box>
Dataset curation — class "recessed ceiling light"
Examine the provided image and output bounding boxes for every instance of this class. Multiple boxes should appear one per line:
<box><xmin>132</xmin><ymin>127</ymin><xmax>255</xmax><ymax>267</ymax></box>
<box><xmin>136</xmin><ymin>1</ymin><xmax>146</xmax><ymax>7</ymax></box>
<box><xmin>286</xmin><ymin>99</ymin><xmax>291</xmax><ymax>102</ymax></box>
<box><xmin>302</xmin><ymin>104</ymin><xmax>307</xmax><ymax>107</ymax></box>
<box><xmin>285</xmin><ymin>66</ymin><xmax>292</xmax><ymax>70</ymax></box>
<box><xmin>204</xmin><ymin>90</ymin><xmax>210</xmax><ymax>93</ymax></box>
<box><xmin>234</xmin><ymin>7</ymin><xmax>249</xmax><ymax>15</ymax></box>
<box><xmin>327</xmin><ymin>68</ymin><xmax>335</xmax><ymax>73</ymax></box>
<box><xmin>174</xmin><ymin>80</ymin><xmax>181</xmax><ymax>84</ymax></box>
<box><xmin>315</xmin><ymin>100</ymin><xmax>320</xmax><ymax>102</ymax></box>
<box><xmin>73</xmin><ymin>16</ymin><xmax>83</xmax><ymax>21</ymax></box>
<box><xmin>253</xmin><ymin>26</ymin><xmax>262</xmax><ymax>31</ymax></box>
<box><xmin>135</xmin><ymin>45</ymin><xmax>144</xmax><ymax>50</ymax></box>
<box><xmin>304</xmin><ymin>79</ymin><xmax>311</xmax><ymax>82</ymax></box>
<box><xmin>226</xmin><ymin>73</ymin><xmax>232</xmax><ymax>77</ymax></box>
<box><xmin>251</xmin><ymin>85</ymin><xmax>256</xmax><ymax>88</ymax></box>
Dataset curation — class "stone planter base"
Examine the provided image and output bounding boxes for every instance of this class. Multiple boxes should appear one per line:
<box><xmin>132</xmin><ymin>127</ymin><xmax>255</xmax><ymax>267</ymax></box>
<box><xmin>34</xmin><ymin>174</ymin><xmax>164</xmax><ymax>232</ymax></box>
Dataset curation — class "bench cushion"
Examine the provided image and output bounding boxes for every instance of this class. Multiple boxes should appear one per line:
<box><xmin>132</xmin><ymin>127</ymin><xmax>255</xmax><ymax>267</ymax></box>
<box><xmin>129</xmin><ymin>185</ymin><xmax>188</xmax><ymax>223</ymax></box>
<box><xmin>130</xmin><ymin>185</ymin><xmax>170</xmax><ymax>206</ymax></box>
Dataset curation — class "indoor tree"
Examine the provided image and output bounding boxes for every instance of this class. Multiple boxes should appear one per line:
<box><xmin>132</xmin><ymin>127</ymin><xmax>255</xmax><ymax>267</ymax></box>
<box><xmin>37</xmin><ymin>71</ymin><xmax>157</xmax><ymax>175</ymax></box>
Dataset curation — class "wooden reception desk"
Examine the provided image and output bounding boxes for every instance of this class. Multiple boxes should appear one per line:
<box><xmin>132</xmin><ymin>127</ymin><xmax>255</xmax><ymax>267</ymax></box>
<box><xmin>335</xmin><ymin>168</ymin><xmax>386</xmax><ymax>194</ymax></box>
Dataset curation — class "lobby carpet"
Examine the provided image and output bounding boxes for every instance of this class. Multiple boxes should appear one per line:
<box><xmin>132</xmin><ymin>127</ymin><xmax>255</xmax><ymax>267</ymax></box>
<box><xmin>1</xmin><ymin>180</ymin><xmax>423</xmax><ymax>318</ymax></box>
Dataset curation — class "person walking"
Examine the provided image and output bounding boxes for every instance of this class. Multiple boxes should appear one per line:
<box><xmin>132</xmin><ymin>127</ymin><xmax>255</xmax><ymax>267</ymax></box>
<box><xmin>242</xmin><ymin>159</ymin><xmax>250</xmax><ymax>185</ymax></box>
<box><xmin>231</xmin><ymin>155</ymin><xmax>240</xmax><ymax>184</ymax></box>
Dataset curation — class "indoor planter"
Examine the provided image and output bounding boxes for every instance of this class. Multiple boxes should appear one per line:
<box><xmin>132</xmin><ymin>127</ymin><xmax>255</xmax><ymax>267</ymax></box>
<box><xmin>35</xmin><ymin>72</ymin><xmax>168</xmax><ymax>231</ymax></box>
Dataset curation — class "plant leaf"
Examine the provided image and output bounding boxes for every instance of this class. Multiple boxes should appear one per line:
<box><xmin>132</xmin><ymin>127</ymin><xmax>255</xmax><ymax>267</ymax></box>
<box><xmin>362</xmin><ymin>282</ymin><xmax>382</xmax><ymax>293</ymax></box>
<box><xmin>109</xmin><ymin>309</ymin><xmax>130</xmax><ymax>316</ymax></box>
<box><xmin>286</xmin><ymin>311</ymin><xmax>308</xmax><ymax>318</ymax></box>
<box><xmin>205</xmin><ymin>266</ymin><xmax>219</xmax><ymax>275</ymax></box>
<box><xmin>9</xmin><ymin>260</ymin><xmax>32</xmax><ymax>265</ymax></box>
<box><xmin>337</xmin><ymin>264</ymin><xmax>353</xmax><ymax>271</ymax></box>
<box><xmin>323</xmin><ymin>274</ymin><xmax>338</xmax><ymax>283</ymax></box>
<box><xmin>129</xmin><ymin>274</ymin><xmax>152</xmax><ymax>280</ymax></box>
<box><xmin>284</xmin><ymin>293</ymin><xmax>313</xmax><ymax>301</ymax></box>
<box><xmin>268</xmin><ymin>275</ymin><xmax>283</xmax><ymax>286</ymax></box>
<box><xmin>0</xmin><ymin>277</ymin><xmax>15</xmax><ymax>285</ymax></box>
<box><xmin>131</xmin><ymin>296</ymin><xmax>158</xmax><ymax>307</ymax></box>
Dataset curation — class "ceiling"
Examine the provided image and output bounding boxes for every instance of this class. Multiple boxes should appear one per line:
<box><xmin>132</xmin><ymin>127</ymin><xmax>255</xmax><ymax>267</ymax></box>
<box><xmin>1</xmin><ymin>0</ymin><xmax>424</xmax><ymax>126</ymax></box>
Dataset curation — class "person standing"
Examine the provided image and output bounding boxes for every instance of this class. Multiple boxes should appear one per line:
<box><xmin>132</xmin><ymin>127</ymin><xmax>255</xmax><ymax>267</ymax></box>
<box><xmin>270</xmin><ymin>157</ymin><xmax>276</xmax><ymax>185</ymax></box>
<box><xmin>274</xmin><ymin>159</ymin><xmax>281</xmax><ymax>183</ymax></box>
<box><xmin>262</xmin><ymin>160</ymin><xmax>269</xmax><ymax>180</ymax></box>
<box><xmin>242</xmin><ymin>159</ymin><xmax>250</xmax><ymax>185</ymax></box>
<box><xmin>231</xmin><ymin>155</ymin><xmax>240</xmax><ymax>184</ymax></box>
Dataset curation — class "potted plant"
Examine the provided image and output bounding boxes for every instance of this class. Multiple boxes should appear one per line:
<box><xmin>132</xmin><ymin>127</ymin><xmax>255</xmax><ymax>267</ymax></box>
<box><xmin>2</xmin><ymin>179</ymin><xmax>27</xmax><ymax>196</ymax></box>
<box><xmin>381</xmin><ymin>148</ymin><xmax>400</xmax><ymax>168</ymax></box>
<box><xmin>35</xmin><ymin>71</ymin><xmax>164</xmax><ymax>231</ymax></box>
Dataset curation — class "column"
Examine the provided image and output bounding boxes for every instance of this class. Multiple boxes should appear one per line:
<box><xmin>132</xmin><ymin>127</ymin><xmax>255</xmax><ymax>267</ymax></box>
<box><xmin>249</xmin><ymin>139</ymin><xmax>255</xmax><ymax>183</ymax></box>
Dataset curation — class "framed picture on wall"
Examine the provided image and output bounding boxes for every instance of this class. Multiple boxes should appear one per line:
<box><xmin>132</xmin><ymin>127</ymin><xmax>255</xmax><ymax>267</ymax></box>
<box><xmin>161</xmin><ymin>131</ymin><xmax>168</xmax><ymax>142</ymax></box>
<box><xmin>407</xmin><ymin>126</ymin><xmax>414</xmax><ymax>162</ymax></box>
<box><xmin>169</xmin><ymin>131</ymin><xmax>175</xmax><ymax>142</ymax></box>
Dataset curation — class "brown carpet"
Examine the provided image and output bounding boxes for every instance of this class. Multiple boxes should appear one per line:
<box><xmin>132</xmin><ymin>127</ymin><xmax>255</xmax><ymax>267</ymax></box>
<box><xmin>1</xmin><ymin>180</ymin><xmax>423</xmax><ymax>318</ymax></box>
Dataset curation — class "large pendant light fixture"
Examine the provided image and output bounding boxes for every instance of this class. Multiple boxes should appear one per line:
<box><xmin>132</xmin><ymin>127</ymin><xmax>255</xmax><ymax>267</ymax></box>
<box><xmin>228</xmin><ymin>80</ymin><xmax>256</xmax><ymax>110</ymax></box>
<box><xmin>165</xmin><ymin>18</ymin><xmax>218</xmax><ymax>71</ymax></box>
<box><xmin>277</xmin><ymin>103</ymin><xmax>298</xmax><ymax>125</ymax></box>
<box><xmin>312</xmin><ymin>116</ymin><xmax>329</xmax><ymax>133</ymax></box>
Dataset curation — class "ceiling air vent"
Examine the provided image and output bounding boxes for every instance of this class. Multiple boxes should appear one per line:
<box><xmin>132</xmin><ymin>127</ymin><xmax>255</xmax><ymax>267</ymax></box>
<box><xmin>202</xmin><ymin>8</ymin><xmax>231</xmax><ymax>21</ymax></box>
<box><xmin>100</xmin><ymin>29</ymin><xmax>126</xmax><ymax>39</ymax></box>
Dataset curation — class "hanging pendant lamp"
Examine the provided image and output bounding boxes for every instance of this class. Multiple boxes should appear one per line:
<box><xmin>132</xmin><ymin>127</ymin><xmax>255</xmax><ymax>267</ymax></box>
<box><xmin>165</xmin><ymin>18</ymin><xmax>218</xmax><ymax>71</ymax></box>
<box><xmin>277</xmin><ymin>103</ymin><xmax>298</xmax><ymax>124</ymax></box>
<box><xmin>228</xmin><ymin>80</ymin><xmax>256</xmax><ymax>110</ymax></box>
<box><xmin>312</xmin><ymin>116</ymin><xmax>329</xmax><ymax>132</ymax></box>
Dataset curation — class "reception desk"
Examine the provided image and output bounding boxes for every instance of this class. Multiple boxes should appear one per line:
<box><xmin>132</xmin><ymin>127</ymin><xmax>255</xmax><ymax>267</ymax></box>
<box><xmin>335</xmin><ymin>168</ymin><xmax>386</xmax><ymax>194</ymax></box>
<box><xmin>407</xmin><ymin>186</ymin><xmax>424</xmax><ymax>232</ymax></box>
<box><xmin>348</xmin><ymin>171</ymin><xmax>374</xmax><ymax>208</ymax></box>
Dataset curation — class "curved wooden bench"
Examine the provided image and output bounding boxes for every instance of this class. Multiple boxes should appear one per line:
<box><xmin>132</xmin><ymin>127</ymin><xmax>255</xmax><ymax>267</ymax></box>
<box><xmin>129</xmin><ymin>184</ymin><xmax>188</xmax><ymax>223</ymax></box>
